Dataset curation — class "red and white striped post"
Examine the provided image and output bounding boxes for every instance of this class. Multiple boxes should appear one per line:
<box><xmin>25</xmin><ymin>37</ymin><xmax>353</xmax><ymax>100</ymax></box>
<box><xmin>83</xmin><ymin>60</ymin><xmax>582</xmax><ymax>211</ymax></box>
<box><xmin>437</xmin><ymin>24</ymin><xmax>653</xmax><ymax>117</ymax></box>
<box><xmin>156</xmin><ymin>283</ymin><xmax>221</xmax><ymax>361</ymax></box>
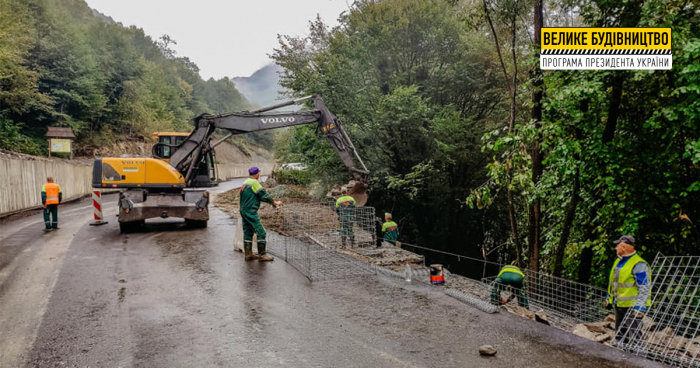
<box><xmin>89</xmin><ymin>190</ymin><xmax>108</xmax><ymax>226</ymax></box>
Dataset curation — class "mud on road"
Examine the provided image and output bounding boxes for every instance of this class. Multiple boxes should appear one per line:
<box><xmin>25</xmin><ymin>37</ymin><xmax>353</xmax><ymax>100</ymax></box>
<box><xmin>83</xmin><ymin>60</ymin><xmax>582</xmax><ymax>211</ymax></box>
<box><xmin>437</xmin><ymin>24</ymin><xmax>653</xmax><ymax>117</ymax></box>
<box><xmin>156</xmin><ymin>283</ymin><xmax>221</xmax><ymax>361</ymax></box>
<box><xmin>0</xmin><ymin>179</ymin><xmax>665</xmax><ymax>368</ymax></box>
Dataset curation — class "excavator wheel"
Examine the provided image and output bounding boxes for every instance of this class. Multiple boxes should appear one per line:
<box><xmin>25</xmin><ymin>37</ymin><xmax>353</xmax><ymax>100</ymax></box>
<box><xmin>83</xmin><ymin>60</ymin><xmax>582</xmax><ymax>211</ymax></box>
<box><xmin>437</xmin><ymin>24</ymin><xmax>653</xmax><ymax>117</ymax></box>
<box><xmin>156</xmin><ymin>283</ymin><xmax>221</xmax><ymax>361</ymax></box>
<box><xmin>349</xmin><ymin>182</ymin><xmax>368</xmax><ymax>207</ymax></box>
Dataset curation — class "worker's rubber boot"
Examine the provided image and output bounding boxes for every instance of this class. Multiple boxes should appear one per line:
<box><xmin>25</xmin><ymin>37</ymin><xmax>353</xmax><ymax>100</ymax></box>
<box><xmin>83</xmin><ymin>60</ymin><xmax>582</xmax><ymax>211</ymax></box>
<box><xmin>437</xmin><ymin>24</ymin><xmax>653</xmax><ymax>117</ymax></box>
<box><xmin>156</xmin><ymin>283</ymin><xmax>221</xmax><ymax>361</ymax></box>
<box><xmin>244</xmin><ymin>241</ymin><xmax>259</xmax><ymax>261</ymax></box>
<box><xmin>257</xmin><ymin>243</ymin><xmax>274</xmax><ymax>262</ymax></box>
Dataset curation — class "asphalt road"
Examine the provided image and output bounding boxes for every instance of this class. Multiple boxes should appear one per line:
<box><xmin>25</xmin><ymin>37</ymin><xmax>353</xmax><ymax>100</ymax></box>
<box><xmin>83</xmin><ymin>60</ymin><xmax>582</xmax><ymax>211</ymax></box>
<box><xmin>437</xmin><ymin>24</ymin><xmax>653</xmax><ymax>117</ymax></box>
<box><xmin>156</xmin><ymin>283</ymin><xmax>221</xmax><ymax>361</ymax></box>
<box><xmin>0</xmin><ymin>178</ymin><xmax>665</xmax><ymax>368</ymax></box>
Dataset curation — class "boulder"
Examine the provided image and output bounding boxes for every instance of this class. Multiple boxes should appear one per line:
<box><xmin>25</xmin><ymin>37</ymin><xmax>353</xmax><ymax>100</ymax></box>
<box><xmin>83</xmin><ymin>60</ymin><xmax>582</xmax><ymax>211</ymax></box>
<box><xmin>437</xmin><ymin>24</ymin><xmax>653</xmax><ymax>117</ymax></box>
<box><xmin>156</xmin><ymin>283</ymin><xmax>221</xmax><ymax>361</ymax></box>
<box><xmin>685</xmin><ymin>337</ymin><xmax>700</xmax><ymax>359</ymax></box>
<box><xmin>585</xmin><ymin>321</ymin><xmax>615</xmax><ymax>333</ymax></box>
<box><xmin>605</xmin><ymin>314</ymin><xmax>616</xmax><ymax>323</ymax></box>
<box><xmin>594</xmin><ymin>333</ymin><xmax>613</xmax><ymax>343</ymax></box>
<box><xmin>642</xmin><ymin>316</ymin><xmax>657</xmax><ymax>332</ymax></box>
<box><xmin>572</xmin><ymin>324</ymin><xmax>613</xmax><ymax>344</ymax></box>
<box><xmin>479</xmin><ymin>345</ymin><xmax>497</xmax><ymax>356</ymax></box>
<box><xmin>503</xmin><ymin>305</ymin><xmax>536</xmax><ymax>320</ymax></box>
<box><xmin>645</xmin><ymin>327</ymin><xmax>687</xmax><ymax>351</ymax></box>
<box><xmin>573</xmin><ymin>324</ymin><xmax>598</xmax><ymax>341</ymax></box>
<box><xmin>535</xmin><ymin>310</ymin><xmax>550</xmax><ymax>325</ymax></box>
<box><xmin>330</xmin><ymin>184</ymin><xmax>342</xmax><ymax>196</ymax></box>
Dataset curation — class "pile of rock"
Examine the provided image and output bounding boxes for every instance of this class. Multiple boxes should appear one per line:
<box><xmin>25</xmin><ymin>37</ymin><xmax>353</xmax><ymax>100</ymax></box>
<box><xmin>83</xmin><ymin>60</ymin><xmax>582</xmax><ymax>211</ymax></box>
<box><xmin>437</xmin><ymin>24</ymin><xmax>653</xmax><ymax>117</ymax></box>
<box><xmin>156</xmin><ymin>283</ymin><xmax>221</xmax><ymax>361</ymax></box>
<box><xmin>501</xmin><ymin>305</ymin><xmax>551</xmax><ymax>325</ymax></box>
<box><xmin>572</xmin><ymin>315</ymin><xmax>700</xmax><ymax>360</ymax></box>
<box><xmin>326</xmin><ymin>181</ymin><xmax>359</xmax><ymax>199</ymax></box>
<box><xmin>642</xmin><ymin>326</ymin><xmax>700</xmax><ymax>360</ymax></box>
<box><xmin>572</xmin><ymin>316</ymin><xmax>617</xmax><ymax>345</ymax></box>
<box><xmin>352</xmin><ymin>246</ymin><xmax>424</xmax><ymax>267</ymax></box>
<box><xmin>326</xmin><ymin>180</ymin><xmax>367</xmax><ymax>206</ymax></box>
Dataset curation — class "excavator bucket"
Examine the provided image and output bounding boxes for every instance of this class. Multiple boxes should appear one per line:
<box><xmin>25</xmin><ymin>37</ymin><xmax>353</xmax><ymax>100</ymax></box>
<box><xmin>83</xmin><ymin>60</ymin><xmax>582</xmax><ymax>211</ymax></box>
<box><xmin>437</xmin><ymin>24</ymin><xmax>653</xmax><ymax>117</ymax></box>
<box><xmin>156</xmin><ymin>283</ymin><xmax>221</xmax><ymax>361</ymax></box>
<box><xmin>348</xmin><ymin>182</ymin><xmax>368</xmax><ymax>207</ymax></box>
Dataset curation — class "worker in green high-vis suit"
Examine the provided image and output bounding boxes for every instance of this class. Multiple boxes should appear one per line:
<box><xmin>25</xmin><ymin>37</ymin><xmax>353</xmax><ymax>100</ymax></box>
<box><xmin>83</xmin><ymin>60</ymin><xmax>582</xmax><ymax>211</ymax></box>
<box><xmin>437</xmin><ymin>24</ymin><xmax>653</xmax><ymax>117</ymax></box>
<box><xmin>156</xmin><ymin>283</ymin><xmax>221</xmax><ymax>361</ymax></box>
<box><xmin>490</xmin><ymin>264</ymin><xmax>529</xmax><ymax>308</ymax></box>
<box><xmin>381</xmin><ymin>213</ymin><xmax>399</xmax><ymax>246</ymax></box>
<box><xmin>239</xmin><ymin>167</ymin><xmax>282</xmax><ymax>261</ymax></box>
<box><xmin>335</xmin><ymin>188</ymin><xmax>356</xmax><ymax>248</ymax></box>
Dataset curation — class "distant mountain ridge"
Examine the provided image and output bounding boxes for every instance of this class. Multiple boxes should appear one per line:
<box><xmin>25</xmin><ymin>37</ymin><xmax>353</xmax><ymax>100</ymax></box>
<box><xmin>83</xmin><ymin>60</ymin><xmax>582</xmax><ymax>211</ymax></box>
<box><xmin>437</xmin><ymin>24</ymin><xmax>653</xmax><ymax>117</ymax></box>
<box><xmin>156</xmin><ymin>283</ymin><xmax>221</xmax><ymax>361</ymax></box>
<box><xmin>233</xmin><ymin>63</ymin><xmax>296</xmax><ymax>110</ymax></box>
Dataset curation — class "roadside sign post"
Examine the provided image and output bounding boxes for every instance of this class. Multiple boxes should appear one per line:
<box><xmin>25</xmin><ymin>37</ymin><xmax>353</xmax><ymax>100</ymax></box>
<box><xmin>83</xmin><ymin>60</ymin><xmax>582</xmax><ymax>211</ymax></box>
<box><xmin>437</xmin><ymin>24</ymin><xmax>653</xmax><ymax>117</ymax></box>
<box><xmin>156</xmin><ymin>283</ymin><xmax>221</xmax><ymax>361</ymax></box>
<box><xmin>45</xmin><ymin>127</ymin><xmax>76</xmax><ymax>159</ymax></box>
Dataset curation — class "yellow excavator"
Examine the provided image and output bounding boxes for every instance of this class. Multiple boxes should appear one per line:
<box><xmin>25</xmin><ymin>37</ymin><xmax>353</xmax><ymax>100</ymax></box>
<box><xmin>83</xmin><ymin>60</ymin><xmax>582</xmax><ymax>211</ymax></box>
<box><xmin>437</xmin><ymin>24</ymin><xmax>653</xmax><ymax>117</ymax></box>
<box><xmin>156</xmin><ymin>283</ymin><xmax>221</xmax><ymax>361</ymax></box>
<box><xmin>92</xmin><ymin>95</ymin><xmax>369</xmax><ymax>232</ymax></box>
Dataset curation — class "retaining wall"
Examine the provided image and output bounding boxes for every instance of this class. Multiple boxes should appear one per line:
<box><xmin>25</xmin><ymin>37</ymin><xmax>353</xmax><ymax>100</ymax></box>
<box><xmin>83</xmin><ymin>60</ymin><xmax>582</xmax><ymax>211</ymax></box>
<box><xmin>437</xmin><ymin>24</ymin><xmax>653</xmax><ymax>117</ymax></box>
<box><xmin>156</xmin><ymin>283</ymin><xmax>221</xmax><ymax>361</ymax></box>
<box><xmin>217</xmin><ymin>163</ymin><xmax>274</xmax><ymax>180</ymax></box>
<box><xmin>0</xmin><ymin>158</ymin><xmax>272</xmax><ymax>216</ymax></box>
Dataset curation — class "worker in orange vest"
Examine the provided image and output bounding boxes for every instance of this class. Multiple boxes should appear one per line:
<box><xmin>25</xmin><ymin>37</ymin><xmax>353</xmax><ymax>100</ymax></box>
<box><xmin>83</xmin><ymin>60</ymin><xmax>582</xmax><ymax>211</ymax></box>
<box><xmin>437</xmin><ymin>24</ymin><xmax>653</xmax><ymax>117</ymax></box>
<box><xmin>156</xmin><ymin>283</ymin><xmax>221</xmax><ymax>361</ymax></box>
<box><xmin>42</xmin><ymin>177</ymin><xmax>62</xmax><ymax>231</ymax></box>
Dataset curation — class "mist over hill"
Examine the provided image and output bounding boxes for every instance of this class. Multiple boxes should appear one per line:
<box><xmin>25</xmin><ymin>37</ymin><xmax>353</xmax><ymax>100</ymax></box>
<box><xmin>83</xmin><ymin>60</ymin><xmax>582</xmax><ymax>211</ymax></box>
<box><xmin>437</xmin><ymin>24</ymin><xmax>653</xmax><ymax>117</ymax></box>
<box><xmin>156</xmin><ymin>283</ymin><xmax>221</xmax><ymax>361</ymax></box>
<box><xmin>233</xmin><ymin>63</ymin><xmax>296</xmax><ymax>110</ymax></box>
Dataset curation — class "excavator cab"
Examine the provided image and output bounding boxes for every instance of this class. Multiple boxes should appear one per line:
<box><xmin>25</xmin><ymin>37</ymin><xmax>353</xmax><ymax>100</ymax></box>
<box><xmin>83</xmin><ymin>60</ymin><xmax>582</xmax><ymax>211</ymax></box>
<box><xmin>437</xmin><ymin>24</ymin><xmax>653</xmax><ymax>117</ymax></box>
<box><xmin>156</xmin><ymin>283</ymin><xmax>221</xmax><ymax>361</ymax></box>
<box><xmin>153</xmin><ymin>132</ymin><xmax>218</xmax><ymax>187</ymax></box>
<box><xmin>152</xmin><ymin>132</ymin><xmax>188</xmax><ymax>162</ymax></box>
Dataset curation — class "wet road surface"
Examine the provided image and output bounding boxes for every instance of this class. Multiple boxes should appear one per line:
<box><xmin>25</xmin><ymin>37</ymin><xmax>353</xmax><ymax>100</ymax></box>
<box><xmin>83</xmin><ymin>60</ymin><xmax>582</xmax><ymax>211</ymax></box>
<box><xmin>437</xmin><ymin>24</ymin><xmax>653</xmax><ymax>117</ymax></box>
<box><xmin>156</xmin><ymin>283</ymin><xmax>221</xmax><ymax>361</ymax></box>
<box><xmin>0</xmin><ymin>179</ymin><xmax>665</xmax><ymax>367</ymax></box>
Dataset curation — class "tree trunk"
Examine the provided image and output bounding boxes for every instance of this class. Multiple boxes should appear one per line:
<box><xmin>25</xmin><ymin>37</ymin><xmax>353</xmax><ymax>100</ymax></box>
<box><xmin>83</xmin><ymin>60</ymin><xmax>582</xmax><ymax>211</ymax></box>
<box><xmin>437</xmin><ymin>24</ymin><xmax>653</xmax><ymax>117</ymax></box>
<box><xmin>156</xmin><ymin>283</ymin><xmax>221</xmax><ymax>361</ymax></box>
<box><xmin>483</xmin><ymin>0</ymin><xmax>522</xmax><ymax>266</ymax></box>
<box><xmin>553</xmin><ymin>102</ymin><xmax>587</xmax><ymax>277</ymax></box>
<box><xmin>553</xmin><ymin>168</ymin><xmax>580</xmax><ymax>277</ymax></box>
<box><xmin>507</xmin><ymin>178</ymin><xmax>522</xmax><ymax>267</ymax></box>
<box><xmin>578</xmin><ymin>220</ymin><xmax>596</xmax><ymax>284</ymax></box>
<box><xmin>579</xmin><ymin>74</ymin><xmax>624</xmax><ymax>281</ymax></box>
<box><xmin>528</xmin><ymin>0</ymin><xmax>544</xmax><ymax>273</ymax></box>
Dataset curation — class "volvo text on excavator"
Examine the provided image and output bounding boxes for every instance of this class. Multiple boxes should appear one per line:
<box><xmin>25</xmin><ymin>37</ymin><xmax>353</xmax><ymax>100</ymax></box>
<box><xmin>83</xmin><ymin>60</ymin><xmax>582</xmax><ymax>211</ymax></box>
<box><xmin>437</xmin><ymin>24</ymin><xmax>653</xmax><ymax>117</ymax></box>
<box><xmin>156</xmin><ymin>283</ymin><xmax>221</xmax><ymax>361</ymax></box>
<box><xmin>92</xmin><ymin>95</ymin><xmax>369</xmax><ymax>232</ymax></box>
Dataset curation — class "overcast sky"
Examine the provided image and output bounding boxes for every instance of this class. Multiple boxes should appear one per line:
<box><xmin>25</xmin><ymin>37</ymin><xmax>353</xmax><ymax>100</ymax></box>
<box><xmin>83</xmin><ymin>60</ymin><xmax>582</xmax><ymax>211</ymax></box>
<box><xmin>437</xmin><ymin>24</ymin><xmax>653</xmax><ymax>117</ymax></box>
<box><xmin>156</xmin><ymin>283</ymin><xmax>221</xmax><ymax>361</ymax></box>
<box><xmin>83</xmin><ymin>0</ymin><xmax>349</xmax><ymax>79</ymax></box>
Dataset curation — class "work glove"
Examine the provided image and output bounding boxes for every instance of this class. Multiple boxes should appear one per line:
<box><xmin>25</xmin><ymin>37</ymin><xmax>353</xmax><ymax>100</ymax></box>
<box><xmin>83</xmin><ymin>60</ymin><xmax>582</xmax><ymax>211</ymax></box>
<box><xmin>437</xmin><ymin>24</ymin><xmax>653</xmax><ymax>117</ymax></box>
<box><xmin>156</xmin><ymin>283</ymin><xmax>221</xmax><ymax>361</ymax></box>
<box><xmin>634</xmin><ymin>310</ymin><xmax>645</xmax><ymax>319</ymax></box>
<box><xmin>605</xmin><ymin>300</ymin><xmax>613</xmax><ymax>310</ymax></box>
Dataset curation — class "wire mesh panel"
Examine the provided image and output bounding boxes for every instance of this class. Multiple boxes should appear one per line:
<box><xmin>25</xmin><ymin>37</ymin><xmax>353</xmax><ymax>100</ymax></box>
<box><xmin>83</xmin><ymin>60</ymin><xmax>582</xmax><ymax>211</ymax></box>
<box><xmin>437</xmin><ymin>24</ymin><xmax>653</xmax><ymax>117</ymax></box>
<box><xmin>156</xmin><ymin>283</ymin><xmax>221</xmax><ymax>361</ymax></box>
<box><xmin>615</xmin><ymin>254</ymin><xmax>700</xmax><ymax>367</ymax></box>
<box><xmin>481</xmin><ymin>269</ymin><xmax>608</xmax><ymax>330</ymax></box>
<box><xmin>526</xmin><ymin>272</ymin><xmax>609</xmax><ymax>328</ymax></box>
<box><xmin>263</xmin><ymin>201</ymin><xmax>376</xmax><ymax>281</ymax></box>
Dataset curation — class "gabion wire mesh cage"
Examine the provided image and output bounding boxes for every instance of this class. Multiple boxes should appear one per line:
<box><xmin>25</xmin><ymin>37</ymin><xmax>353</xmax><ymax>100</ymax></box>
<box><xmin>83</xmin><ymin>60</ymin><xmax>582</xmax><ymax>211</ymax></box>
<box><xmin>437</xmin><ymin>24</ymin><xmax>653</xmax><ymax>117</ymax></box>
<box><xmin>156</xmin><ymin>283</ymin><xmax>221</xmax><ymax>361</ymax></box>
<box><xmin>615</xmin><ymin>254</ymin><xmax>700</xmax><ymax>367</ymax></box>
<box><xmin>481</xmin><ymin>269</ymin><xmax>609</xmax><ymax>330</ymax></box>
<box><xmin>263</xmin><ymin>201</ymin><xmax>377</xmax><ymax>281</ymax></box>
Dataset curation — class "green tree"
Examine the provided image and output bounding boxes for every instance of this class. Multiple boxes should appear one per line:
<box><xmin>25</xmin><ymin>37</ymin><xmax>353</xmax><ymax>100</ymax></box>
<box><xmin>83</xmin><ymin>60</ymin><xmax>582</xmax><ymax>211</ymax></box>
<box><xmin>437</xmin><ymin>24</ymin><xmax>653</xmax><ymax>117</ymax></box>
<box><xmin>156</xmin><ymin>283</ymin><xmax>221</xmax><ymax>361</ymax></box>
<box><xmin>273</xmin><ymin>0</ymin><xmax>508</xmax><ymax>257</ymax></box>
<box><xmin>0</xmin><ymin>0</ymin><xmax>258</xmax><ymax>155</ymax></box>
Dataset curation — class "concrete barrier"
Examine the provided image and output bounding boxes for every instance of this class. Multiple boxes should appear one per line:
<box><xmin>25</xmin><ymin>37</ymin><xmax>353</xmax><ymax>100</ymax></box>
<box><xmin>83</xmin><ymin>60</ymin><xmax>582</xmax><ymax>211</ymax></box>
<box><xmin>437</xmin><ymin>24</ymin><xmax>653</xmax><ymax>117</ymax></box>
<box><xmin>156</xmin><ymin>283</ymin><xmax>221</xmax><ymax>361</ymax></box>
<box><xmin>0</xmin><ymin>159</ymin><xmax>273</xmax><ymax>217</ymax></box>
<box><xmin>216</xmin><ymin>163</ymin><xmax>273</xmax><ymax>180</ymax></box>
<box><xmin>0</xmin><ymin>158</ymin><xmax>92</xmax><ymax>216</ymax></box>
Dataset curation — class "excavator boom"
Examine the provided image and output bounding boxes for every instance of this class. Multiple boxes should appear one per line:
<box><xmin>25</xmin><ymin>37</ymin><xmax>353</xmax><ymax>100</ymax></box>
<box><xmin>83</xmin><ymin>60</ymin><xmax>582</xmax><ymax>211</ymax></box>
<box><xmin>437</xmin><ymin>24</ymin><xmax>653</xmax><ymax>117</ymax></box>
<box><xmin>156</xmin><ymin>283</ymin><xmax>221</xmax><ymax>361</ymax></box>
<box><xmin>165</xmin><ymin>94</ymin><xmax>369</xmax><ymax>201</ymax></box>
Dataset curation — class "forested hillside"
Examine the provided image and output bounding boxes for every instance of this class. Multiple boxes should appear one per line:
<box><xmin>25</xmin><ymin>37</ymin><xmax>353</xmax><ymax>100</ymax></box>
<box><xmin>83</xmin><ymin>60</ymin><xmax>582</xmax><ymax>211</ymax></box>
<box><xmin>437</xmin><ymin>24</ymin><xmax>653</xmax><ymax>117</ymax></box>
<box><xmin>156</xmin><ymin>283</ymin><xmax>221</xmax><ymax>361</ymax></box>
<box><xmin>273</xmin><ymin>0</ymin><xmax>700</xmax><ymax>286</ymax></box>
<box><xmin>0</xmin><ymin>0</ymin><xmax>254</xmax><ymax>156</ymax></box>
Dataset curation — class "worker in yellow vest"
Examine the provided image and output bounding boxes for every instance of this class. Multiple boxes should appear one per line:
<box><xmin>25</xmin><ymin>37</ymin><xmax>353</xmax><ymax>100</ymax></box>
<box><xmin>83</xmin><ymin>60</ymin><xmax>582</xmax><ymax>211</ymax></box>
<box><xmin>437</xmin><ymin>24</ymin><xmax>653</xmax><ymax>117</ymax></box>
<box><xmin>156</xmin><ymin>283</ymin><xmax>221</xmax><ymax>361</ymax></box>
<box><xmin>335</xmin><ymin>188</ymin><xmax>356</xmax><ymax>248</ymax></box>
<box><xmin>41</xmin><ymin>177</ymin><xmax>62</xmax><ymax>231</ymax></box>
<box><xmin>605</xmin><ymin>235</ymin><xmax>651</xmax><ymax>344</ymax></box>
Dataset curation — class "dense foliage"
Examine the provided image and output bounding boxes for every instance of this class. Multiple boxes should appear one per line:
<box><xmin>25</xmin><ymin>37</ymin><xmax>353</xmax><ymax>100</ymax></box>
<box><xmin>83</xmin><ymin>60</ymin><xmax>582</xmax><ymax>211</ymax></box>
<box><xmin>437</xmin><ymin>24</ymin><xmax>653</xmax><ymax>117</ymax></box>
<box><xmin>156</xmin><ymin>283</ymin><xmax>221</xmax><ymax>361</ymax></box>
<box><xmin>273</xmin><ymin>0</ymin><xmax>700</xmax><ymax>286</ymax></box>
<box><xmin>0</xmin><ymin>0</ymin><xmax>255</xmax><ymax>155</ymax></box>
<box><xmin>272</xmin><ymin>167</ymin><xmax>314</xmax><ymax>186</ymax></box>
<box><xmin>273</xmin><ymin>0</ymin><xmax>507</xmax><ymax>261</ymax></box>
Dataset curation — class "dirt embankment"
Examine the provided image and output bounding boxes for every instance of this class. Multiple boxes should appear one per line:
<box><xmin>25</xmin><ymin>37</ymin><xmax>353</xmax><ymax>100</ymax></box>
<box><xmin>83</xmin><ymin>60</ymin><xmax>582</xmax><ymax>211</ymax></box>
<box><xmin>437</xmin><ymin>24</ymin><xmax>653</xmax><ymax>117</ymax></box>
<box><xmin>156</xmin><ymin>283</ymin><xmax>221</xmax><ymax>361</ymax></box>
<box><xmin>0</xmin><ymin>149</ymin><xmax>93</xmax><ymax>166</ymax></box>
<box><xmin>2</xmin><ymin>136</ymin><xmax>273</xmax><ymax>167</ymax></box>
<box><xmin>78</xmin><ymin>138</ymin><xmax>272</xmax><ymax>165</ymax></box>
